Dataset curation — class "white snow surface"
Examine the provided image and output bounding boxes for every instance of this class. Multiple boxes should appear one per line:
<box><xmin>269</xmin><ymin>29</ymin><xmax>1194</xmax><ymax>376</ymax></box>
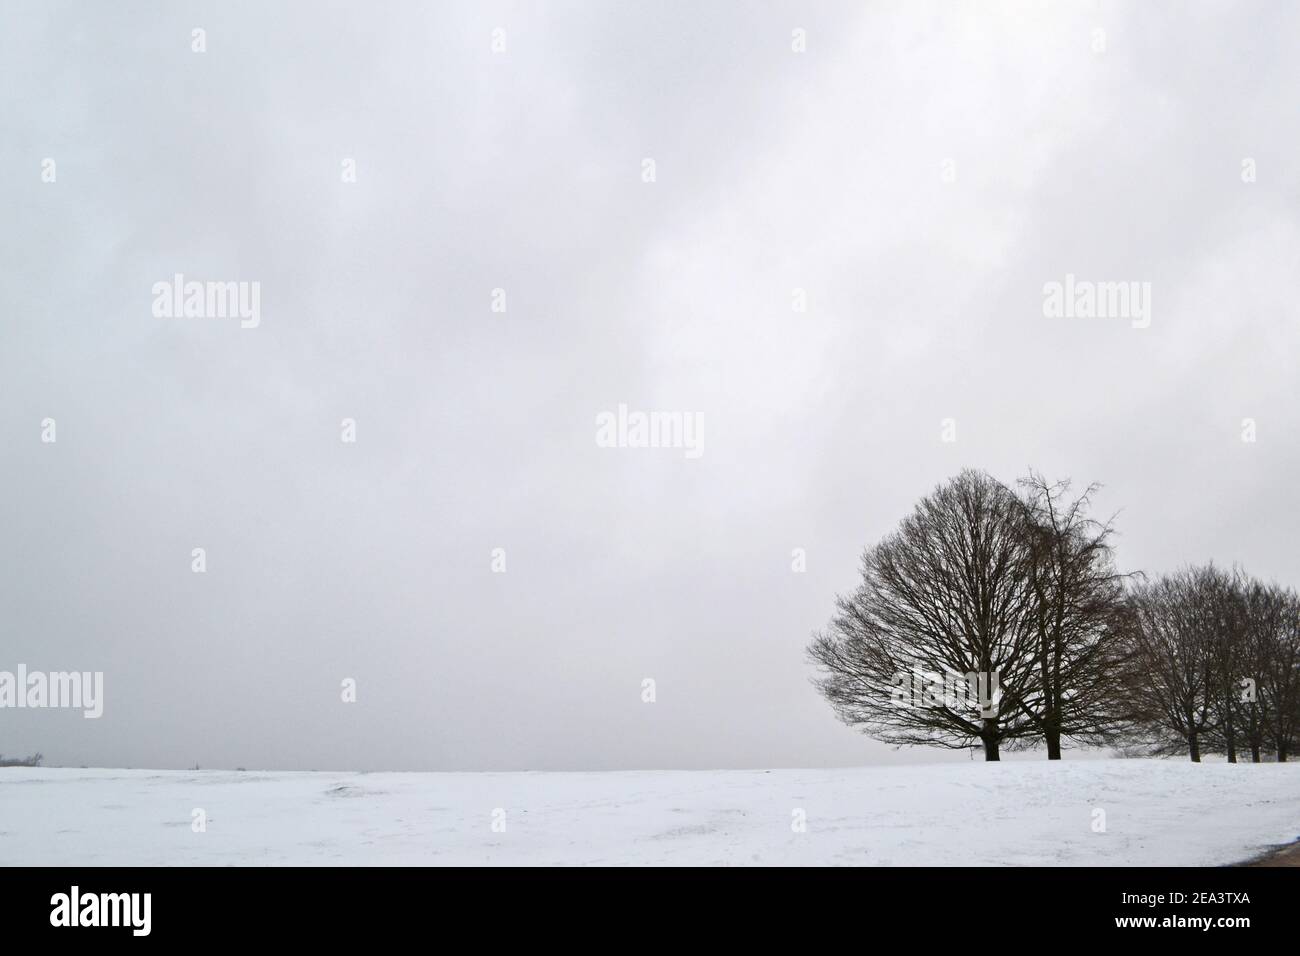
<box><xmin>2</xmin><ymin>759</ymin><xmax>1297</xmax><ymax>866</ymax></box>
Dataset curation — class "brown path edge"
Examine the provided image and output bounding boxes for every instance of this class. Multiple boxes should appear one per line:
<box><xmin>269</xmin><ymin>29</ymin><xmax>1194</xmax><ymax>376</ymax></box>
<box><xmin>1239</xmin><ymin>839</ymin><xmax>1300</xmax><ymax>867</ymax></box>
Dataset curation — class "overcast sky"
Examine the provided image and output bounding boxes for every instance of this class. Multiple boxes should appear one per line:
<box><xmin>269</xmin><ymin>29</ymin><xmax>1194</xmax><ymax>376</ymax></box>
<box><xmin>2</xmin><ymin>1</ymin><xmax>1298</xmax><ymax>771</ymax></box>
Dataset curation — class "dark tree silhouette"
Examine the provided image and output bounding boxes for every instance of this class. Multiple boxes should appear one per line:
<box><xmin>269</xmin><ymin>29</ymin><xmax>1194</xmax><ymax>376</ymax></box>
<box><xmin>1203</xmin><ymin>569</ymin><xmax>1251</xmax><ymax>763</ymax></box>
<box><xmin>0</xmin><ymin>753</ymin><xmax>43</xmax><ymax>768</ymax></box>
<box><xmin>1237</xmin><ymin>577</ymin><xmax>1276</xmax><ymax>763</ymax></box>
<box><xmin>1014</xmin><ymin>472</ymin><xmax>1134</xmax><ymax>758</ymax></box>
<box><xmin>1251</xmin><ymin>583</ymin><xmax>1300</xmax><ymax>762</ymax></box>
<box><xmin>1119</xmin><ymin>566</ymin><xmax>1226</xmax><ymax>761</ymax></box>
<box><xmin>808</xmin><ymin>470</ymin><xmax>1040</xmax><ymax>761</ymax></box>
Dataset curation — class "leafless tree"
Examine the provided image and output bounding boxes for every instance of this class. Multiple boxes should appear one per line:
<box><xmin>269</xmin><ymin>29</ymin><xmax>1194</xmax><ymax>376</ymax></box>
<box><xmin>808</xmin><ymin>470</ymin><xmax>1040</xmax><ymax>761</ymax></box>
<box><xmin>1202</xmin><ymin>569</ymin><xmax>1252</xmax><ymax>762</ymax></box>
<box><xmin>1013</xmin><ymin>472</ymin><xmax>1135</xmax><ymax>758</ymax></box>
<box><xmin>0</xmin><ymin>752</ymin><xmax>43</xmax><ymax>768</ymax></box>
<box><xmin>1118</xmin><ymin>567</ymin><xmax>1225</xmax><ymax>761</ymax></box>
<box><xmin>1236</xmin><ymin>577</ymin><xmax>1275</xmax><ymax>762</ymax></box>
<box><xmin>1252</xmin><ymin>584</ymin><xmax>1300</xmax><ymax>762</ymax></box>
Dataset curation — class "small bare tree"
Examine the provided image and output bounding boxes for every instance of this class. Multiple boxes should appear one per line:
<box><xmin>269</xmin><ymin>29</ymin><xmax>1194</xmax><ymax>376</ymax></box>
<box><xmin>808</xmin><ymin>470</ymin><xmax>1040</xmax><ymax>761</ymax></box>
<box><xmin>1237</xmin><ymin>577</ymin><xmax>1277</xmax><ymax>763</ymax></box>
<box><xmin>1014</xmin><ymin>472</ymin><xmax>1134</xmax><ymax>758</ymax></box>
<box><xmin>0</xmin><ymin>752</ymin><xmax>43</xmax><ymax>768</ymax></box>
<box><xmin>1253</xmin><ymin>584</ymin><xmax>1300</xmax><ymax>761</ymax></box>
<box><xmin>1119</xmin><ymin>567</ymin><xmax>1224</xmax><ymax>761</ymax></box>
<box><xmin>1204</xmin><ymin>569</ymin><xmax>1251</xmax><ymax>762</ymax></box>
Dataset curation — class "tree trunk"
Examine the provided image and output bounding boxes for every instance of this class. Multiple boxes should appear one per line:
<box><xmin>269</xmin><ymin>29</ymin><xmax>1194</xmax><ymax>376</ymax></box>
<box><xmin>981</xmin><ymin>721</ymin><xmax>1000</xmax><ymax>761</ymax></box>
<box><xmin>1189</xmin><ymin>731</ymin><xmax>1201</xmax><ymax>763</ymax></box>
<box><xmin>1045</xmin><ymin>728</ymin><xmax>1061</xmax><ymax>760</ymax></box>
<box><xmin>1251</xmin><ymin>743</ymin><xmax>1261</xmax><ymax>763</ymax></box>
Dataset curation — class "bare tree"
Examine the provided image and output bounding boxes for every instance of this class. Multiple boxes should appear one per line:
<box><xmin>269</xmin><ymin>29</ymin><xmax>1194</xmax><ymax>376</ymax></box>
<box><xmin>1237</xmin><ymin>578</ymin><xmax>1278</xmax><ymax>763</ymax></box>
<box><xmin>1253</xmin><ymin>584</ymin><xmax>1300</xmax><ymax>762</ymax></box>
<box><xmin>1203</xmin><ymin>569</ymin><xmax>1251</xmax><ymax>763</ymax></box>
<box><xmin>1014</xmin><ymin>472</ymin><xmax>1134</xmax><ymax>758</ymax></box>
<box><xmin>1119</xmin><ymin>567</ymin><xmax>1224</xmax><ymax>761</ymax></box>
<box><xmin>808</xmin><ymin>470</ymin><xmax>1040</xmax><ymax>761</ymax></box>
<box><xmin>0</xmin><ymin>752</ymin><xmax>43</xmax><ymax>768</ymax></box>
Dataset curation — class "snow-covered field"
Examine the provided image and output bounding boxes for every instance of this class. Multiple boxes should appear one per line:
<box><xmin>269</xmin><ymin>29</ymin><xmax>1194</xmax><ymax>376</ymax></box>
<box><xmin>2</xmin><ymin>760</ymin><xmax>1297</xmax><ymax>866</ymax></box>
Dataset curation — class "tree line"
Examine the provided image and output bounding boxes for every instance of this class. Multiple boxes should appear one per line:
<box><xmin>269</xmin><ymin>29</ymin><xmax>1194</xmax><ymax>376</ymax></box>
<box><xmin>807</xmin><ymin>469</ymin><xmax>1300</xmax><ymax>762</ymax></box>
<box><xmin>0</xmin><ymin>752</ymin><xmax>43</xmax><ymax>768</ymax></box>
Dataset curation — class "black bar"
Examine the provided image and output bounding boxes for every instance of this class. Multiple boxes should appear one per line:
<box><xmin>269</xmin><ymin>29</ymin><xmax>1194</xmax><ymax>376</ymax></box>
<box><xmin>0</xmin><ymin>866</ymin><xmax>1290</xmax><ymax>942</ymax></box>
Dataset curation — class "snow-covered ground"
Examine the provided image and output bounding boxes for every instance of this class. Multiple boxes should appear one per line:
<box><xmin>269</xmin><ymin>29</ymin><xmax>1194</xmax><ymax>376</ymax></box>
<box><xmin>2</xmin><ymin>759</ymin><xmax>1297</xmax><ymax>866</ymax></box>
